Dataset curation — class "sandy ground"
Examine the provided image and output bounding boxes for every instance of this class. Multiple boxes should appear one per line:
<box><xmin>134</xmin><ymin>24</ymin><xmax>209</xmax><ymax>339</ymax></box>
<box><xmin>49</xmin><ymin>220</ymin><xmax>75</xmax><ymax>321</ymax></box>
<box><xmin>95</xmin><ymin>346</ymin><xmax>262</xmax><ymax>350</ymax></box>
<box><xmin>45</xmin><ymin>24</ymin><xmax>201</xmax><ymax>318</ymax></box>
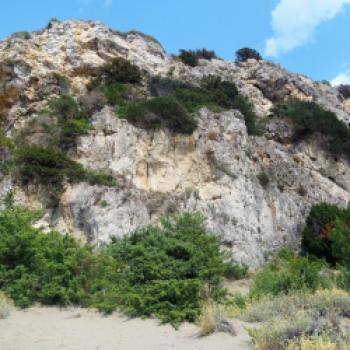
<box><xmin>0</xmin><ymin>307</ymin><xmax>252</xmax><ymax>350</ymax></box>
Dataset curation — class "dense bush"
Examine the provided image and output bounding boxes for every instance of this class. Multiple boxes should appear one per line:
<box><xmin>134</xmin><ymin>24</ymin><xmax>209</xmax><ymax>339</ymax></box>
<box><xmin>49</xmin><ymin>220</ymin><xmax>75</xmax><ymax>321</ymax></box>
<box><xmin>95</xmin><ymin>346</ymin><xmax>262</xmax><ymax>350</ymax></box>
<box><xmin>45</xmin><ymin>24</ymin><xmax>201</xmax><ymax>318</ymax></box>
<box><xmin>47</xmin><ymin>95</ymin><xmax>91</xmax><ymax>150</ymax></box>
<box><xmin>149</xmin><ymin>76</ymin><xmax>193</xmax><ymax>98</ymax></box>
<box><xmin>13</xmin><ymin>145</ymin><xmax>116</xmax><ymax>194</ymax></box>
<box><xmin>178</xmin><ymin>50</ymin><xmax>199</xmax><ymax>67</ymax></box>
<box><xmin>194</xmin><ymin>48</ymin><xmax>217</xmax><ymax>61</ymax></box>
<box><xmin>92</xmin><ymin>57</ymin><xmax>142</xmax><ymax>87</ymax></box>
<box><xmin>118</xmin><ymin>96</ymin><xmax>197</xmax><ymax>134</ymax></box>
<box><xmin>14</xmin><ymin>145</ymin><xmax>86</xmax><ymax>192</ymax></box>
<box><xmin>235</xmin><ymin>47</ymin><xmax>262</xmax><ymax>62</ymax></box>
<box><xmin>250</xmin><ymin>249</ymin><xmax>330</xmax><ymax>299</ymax></box>
<box><xmin>146</xmin><ymin>75</ymin><xmax>260</xmax><ymax>134</ymax></box>
<box><xmin>302</xmin><ymin>203</ymin><xmax>350</xmax><ymax>266</ymax></box>
<box><xmin>273</xmin><ymin>100</ymin><xmax>350</xmax><ymax>158</ymax></box>
<box><xmin>0</xmin><ymin>206</ymin><xmax>93</xmax><ymax>308</ymax></box>
<box><xmin>178</xmin><ymin>49</ymin><xmax>218</xmax><ymax>67</ymax></box>
<box><xmin>0</xmin><ymin>206</ymin><xmax>245</xmax><ymax>327</ymax></box>
<box><xmin>90</xmin><ymin>213</ymin><xmax>239</xmax><ymax>326</ymax></box>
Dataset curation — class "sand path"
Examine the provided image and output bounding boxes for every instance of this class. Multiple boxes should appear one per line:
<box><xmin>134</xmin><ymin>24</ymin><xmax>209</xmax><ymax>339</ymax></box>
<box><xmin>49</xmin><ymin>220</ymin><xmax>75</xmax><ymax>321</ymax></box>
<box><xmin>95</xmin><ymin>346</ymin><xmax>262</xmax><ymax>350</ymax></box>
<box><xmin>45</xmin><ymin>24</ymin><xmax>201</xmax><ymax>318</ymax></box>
<box><xmin>0</xmin><ymin>307</ymin><xmax>252</xmax><ymax>350</ymax></box>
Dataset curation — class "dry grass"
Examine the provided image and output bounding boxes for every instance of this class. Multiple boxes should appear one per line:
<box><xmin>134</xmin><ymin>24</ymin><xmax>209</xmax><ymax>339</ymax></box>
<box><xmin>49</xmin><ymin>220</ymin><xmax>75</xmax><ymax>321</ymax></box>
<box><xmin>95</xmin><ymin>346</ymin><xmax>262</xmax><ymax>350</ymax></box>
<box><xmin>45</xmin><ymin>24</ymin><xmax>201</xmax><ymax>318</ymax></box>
<box><xmin>197</xmin><ymin>301</ymin><xmax>236</xmax><ymax>336</ymax></box>
<box><xmin>243</xmin><ymin>289</ymin><xmax>350</xmax><ymax>350</ymax></box>
<box><xmin>198</xmin><ymin>302</ymin><xmax>217</xmax><ymax>336</ymax></box>
<box><xmin>286</xmin><ymin>335</ymin><xmax>350</xmax><ymax>350</ymax></box>
<box><xmin>0</xmin><ymin>291</ymin><xmax>13</xmax><ymax>319</ymax></box>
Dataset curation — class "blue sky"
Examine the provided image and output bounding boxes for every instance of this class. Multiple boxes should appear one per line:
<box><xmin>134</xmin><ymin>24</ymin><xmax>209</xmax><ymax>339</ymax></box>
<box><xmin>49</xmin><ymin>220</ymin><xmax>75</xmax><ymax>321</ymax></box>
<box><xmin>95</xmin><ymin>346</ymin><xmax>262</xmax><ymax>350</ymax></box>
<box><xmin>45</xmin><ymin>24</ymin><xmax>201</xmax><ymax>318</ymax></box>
<box><xmin>1</xmin><ymin>0</ymin><xmax>350</xmax><ymax>84</ymax></box>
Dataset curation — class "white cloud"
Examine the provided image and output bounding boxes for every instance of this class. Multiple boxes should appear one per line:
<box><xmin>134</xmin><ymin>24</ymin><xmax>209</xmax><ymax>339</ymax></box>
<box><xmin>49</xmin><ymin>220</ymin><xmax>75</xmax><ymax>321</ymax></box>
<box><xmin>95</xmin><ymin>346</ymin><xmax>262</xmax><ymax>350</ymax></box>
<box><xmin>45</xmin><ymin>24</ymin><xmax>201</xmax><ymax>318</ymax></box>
<box><xmin>331</xmin><ymin>72</ymin><xmax>350</xmax><ymax>86</ymax></box>
<box><xmin>265</xmin><ymin>0</ymin><xmax>350</xmax><ymax>57</ymax></box>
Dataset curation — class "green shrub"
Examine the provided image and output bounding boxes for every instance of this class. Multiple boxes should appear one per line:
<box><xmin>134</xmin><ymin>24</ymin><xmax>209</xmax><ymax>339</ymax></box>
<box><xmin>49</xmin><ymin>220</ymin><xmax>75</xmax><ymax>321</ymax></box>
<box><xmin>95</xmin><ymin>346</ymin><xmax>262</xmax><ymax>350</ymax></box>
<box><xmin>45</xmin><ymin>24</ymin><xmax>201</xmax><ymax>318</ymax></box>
<box><xmin>13</xmin><ymin>145</ymin><xmax>117</xmax><ymax>193</ymax></box>
<box><xmin>84</xmin><ymin>169</ymin><xmax>118</xmax><ymax>187</ymax></box>
<box><xmin>223</xmin><ymin>262</ymin><xmax>248</xmax><ymax>280</ymax></box>
<box><xmin>257</xmin><ymin>171</ymin><xmax>270</xmax><ymax>188</ymax></box>
<box><xmin>273</xmin><ymin>100</ymin><xmax>350</xmax><ymax>158</ymax></box>
<box><xmin>178</xmin><ymin>50</ymin><xmax>199</xmax><ymax>67</ymax></box>
<box><xmin>47</xmin><ymin>95</ymin><xmax>91</xmax><ymax>150</ymax></box>
<box><xmin>178</xmin><ymin>49</ymin><xmax>217</xmax><ymax>67</ymax></box>
<box><xmin>118</xmin><ymin>96</ymin><xmax>197</xmax><ymax>134</ymax></box>
<box><xmin>148</xmin><ymin>76</ymin><xmax>193</xmax><ymax>98</ymax></box>
<box><xmin>0</xmin><ymin>206</ymin><xmax>245</xmax><ymax>327</ymax></box>
<box><xmin>0</xmin><ymin>128</ymin><xmax>13</xmax><ymax>148</ymax></box>
<box><xmin>89</xmin><ymin>213</ymin><xmax>236</xmax><ymax>326</ymax></box>
<box><xmin>194</xmin><ymin>49</ymin><xmax>217</xmax><ymax>61</ymax></box>
<box><xmin>93</xmin><ymin>57</ymin><xmax>142</xmax><ymax>87</ymax></box>
<box><xmin>0</xmin><ymin>206</ymin><xmax>93</xmax><ymax>308</ymax></box>
<box><xmin>250</xmin><ymin>249</ymin><xmax>330</xmax><ymax>299</ymax></box>
<box><xmin>234</xmin><ymin>95</ymin><xmax>262</xmax><ymax>135</ymax></box>
<box><xmin>302</xmin><ymin>203</ymin><xmax>350</xmax><ymax>266</ymax></box>
<box><xmin>235</xmin><ymin>47</ymin><xmax>262</xmax><ymax>62</ymax></box>
<box><xmin>14</xmin><ymin>145</ymin><xmax>85</xmax><ymax>192</ymax></box>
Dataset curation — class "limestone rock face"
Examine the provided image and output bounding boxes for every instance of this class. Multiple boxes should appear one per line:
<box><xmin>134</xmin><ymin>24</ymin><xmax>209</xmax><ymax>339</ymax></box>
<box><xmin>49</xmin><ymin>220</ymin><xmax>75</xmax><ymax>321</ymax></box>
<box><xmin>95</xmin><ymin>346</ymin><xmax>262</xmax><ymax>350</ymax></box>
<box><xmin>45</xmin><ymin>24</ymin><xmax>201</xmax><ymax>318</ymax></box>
<box><xmin>1</xmin><ymin>20</ymin><xmax>350</xmax><ymax>267</ymax></box>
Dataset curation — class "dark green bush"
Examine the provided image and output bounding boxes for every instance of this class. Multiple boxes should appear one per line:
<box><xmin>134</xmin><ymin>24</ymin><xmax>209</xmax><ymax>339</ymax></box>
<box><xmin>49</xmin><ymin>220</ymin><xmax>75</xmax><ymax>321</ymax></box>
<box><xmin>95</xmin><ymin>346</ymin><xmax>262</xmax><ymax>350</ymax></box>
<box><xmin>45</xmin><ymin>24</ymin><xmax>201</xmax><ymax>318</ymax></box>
<box><xmin>93</xmin><ymin>57</ymin><xmax>142</xmax><ymax>87</ymax></box>
<box><xmin>223</xmin><ymin>262</ymin><xmax>248</xmax><ymax>280</ymax></box>
<box><xmin>250</xmin><ymin>249</ymin><xmax>330</xmax><ymax>299</ymax></box>
<box><xmin>0</xmin><ymin>206</ymin><xmax>93</xmax><ymax>308</ymax></box>
<box><xmin>178</xmin><ymin>50</ymin><xmax>199</xmax><ymax>67</ymax></box>
<box><xmin>89</xmin><ymin>213</ymin><xmax>236</xmax><ymax>326</ymax></box>
<box><xmin>146</xmin><ymin>75</ymin><xmax>260</xmax><ymax>134</ymax></box>
<box><xmin>103</xmin><ymin>83</ymin><xmax>142</xmax><ymax>106</ymax></box>
<box><xmin>118</xmin><ymin>96</ymin><xmax>197</xmax><ymax>134</ymax></box>
<box><xmin>14</xmin><ymin>145</ymin><xmax>85</xmax><ymax>192</ymax></box>
<box><xmin>48</xmin><ymin>95</ymin><xmax>91</xmax><ymax>150</ymax></box>
<box><xmin>84</xmin><ymin>169</ymin><xmax>118</xmax><ymax>187</ymax></box>
<box><xmin>0</xmin><ymin>206</ymin><xmax>245</xmax><ymax>327</ymax></box>
<box><xmin>302</xmin><ymin>203</ymin><xmax>350</xmax><ymax>266</ymax></box>
<box><xmin>149</xmin><ymin>76</ymin><xmax>193</xmax><ymax>98</ymax></box>
<box><xmin>257</xmin><ymin>171</ymin><xmax>270</xmax><ymax>187</ymax></box>
<box><xmin>14</xmin><ymin>145</ymin><xmax>117</xmax><ymax>193</ymax></box>
<box><xmin>194</xmin><ymin>49</ymin><xmax>217</xmax><ymax>61</ymax></box>
<box><xmin>178</xmin><ymin>49</ymin><xmax>217</xmax><ymax>67</ymax></box>
<box><xmin>236</xmin><ymin>47</ymin><xmax>262</xmax><ymax>62</ymax></box>
<box><xmin>273</xmin><ymin>100</ymin><xmax>350</xmax><ymax>158</ymax></box>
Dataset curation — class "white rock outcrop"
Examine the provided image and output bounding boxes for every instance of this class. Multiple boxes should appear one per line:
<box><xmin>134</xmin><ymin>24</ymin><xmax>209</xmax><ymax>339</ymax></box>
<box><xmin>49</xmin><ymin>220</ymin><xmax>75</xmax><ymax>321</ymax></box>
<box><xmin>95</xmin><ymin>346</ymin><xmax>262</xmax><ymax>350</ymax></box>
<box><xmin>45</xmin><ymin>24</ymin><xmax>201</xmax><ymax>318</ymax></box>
<box><xmin>1</xmin><ymin>20</ymin><xmax>350</xmax><ymax>267</ymax></box>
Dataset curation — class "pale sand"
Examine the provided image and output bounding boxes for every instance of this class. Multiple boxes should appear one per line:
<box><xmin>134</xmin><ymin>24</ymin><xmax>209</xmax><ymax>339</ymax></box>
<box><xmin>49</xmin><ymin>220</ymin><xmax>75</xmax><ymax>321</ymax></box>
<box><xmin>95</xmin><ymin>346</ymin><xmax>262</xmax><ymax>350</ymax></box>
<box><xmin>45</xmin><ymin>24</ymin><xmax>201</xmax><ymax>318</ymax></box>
<box><xmin>0</xmin><ymin>307</ymin><xmax>252</xmax><ymax>350</ymax></box>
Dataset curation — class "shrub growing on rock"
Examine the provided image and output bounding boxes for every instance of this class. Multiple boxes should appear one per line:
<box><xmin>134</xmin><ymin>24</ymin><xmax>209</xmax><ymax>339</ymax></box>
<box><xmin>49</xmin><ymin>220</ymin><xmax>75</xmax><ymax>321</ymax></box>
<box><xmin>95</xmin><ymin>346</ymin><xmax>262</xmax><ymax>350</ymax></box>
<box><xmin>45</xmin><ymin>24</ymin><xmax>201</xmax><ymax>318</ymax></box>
<box><xmin>178</xmin><ymin>49</ymin><xmax>199</xmax><ymax>67</ymax></box>
<box><xmin>118</xmin><ymin>96</ymin><xmax>197</xmax><ymax>134</ymax></box>
<box><xmin>273</xmin><ymin>100</ymin><xmax>350</xmax><ymax>158</ymax></box>
<box><xmin>93</xmin><ymin>57</ymin><xmax>142</xmax><ymax>87</ymax></box>
<box><xmin>48</xmin><ymin>95</ymin><xmax>91</xmax><ymax>150</ymax></box>
<box><xmin>13</xmin><ymin>145</ymin><xmax>116</xmax><ymax>195</ymax></box>
<box><xmin>195</xmin><ymin>48</ymin><xmax>217</xmax><ymax>61</ymax></box>
<box><xmin>14</xmin><ymin>145</ymin><xmax>86</xmax><ymax>192</ymax></box>
<box><xmin>235</xmin><ymin>47</ymin><xmax>262</xmax><ymax>62</ymax></box>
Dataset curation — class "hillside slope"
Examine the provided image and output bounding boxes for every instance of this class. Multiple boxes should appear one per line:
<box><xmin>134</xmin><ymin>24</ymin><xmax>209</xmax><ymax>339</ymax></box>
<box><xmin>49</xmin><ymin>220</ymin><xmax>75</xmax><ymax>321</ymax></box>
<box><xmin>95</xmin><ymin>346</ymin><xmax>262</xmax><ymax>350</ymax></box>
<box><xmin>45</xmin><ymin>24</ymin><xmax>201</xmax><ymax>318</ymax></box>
<box><xmin>1</xmin><ymin>19</ymin><xmax>350</xmax><ymax>266</ymax></box>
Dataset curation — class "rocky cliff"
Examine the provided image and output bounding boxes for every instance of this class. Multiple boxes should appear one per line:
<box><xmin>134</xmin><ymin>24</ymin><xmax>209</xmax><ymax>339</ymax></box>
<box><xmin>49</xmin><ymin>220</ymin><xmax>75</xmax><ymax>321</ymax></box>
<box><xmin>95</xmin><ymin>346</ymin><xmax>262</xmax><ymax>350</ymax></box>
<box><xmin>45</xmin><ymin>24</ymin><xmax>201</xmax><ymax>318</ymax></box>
<box><xmin>1</xmin><ymin>19</ymin><xmax>350</xmax><ymax>267</ymax></box>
